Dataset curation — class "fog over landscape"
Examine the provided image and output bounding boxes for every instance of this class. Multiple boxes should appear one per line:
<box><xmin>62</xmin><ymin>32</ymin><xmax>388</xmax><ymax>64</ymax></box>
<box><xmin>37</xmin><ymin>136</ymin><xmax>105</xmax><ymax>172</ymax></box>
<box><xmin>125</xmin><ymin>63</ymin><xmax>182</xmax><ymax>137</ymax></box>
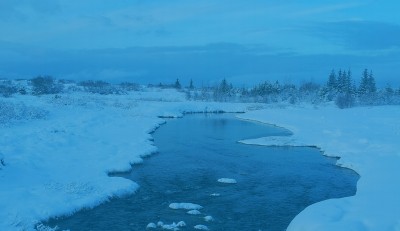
<box><xmin>1</xmin><ymin>0</ymin><xmax>400</xmax><ymax>86</ymax></box>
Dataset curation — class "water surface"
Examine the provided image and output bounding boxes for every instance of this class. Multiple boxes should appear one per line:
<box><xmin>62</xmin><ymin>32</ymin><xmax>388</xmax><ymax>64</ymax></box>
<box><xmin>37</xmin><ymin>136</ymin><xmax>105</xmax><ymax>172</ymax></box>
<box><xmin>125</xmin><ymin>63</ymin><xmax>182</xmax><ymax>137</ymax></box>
<box><xmin>47</xmin><ymin>114</ymin><xmax>359</xmax><ymax>231</ymax></box>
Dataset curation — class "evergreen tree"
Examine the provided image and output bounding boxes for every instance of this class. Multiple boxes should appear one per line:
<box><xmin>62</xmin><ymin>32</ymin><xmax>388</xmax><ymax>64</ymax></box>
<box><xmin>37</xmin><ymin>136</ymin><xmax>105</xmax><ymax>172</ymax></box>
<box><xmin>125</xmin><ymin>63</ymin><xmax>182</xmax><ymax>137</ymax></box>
<box><xmin>337</xmin><ymin>69</ymin><xmax>345</xmax><ymax>93</ymax></box>
<box><xmin>189</xmin><ymin>79</ymin><xmax>194</xmax><ymax>89</ymax></box>
<box><xmin>359</xmin><ymin>69</ymin><xmax>376</xmax><ymax>95</ymax></box>
<box><xmin>368</xmin><ymin>70</ymin><xmax>377</xmax><ymax>93</ymax></box>
<box><xmin>327</xmin><ymin>69</ymin><xmax>337</xmax><ymax>90</ymax></box>
<box><xmin>358</xmin><ymin>69</ymin><xmax>369</xmax><ymax>95</ymax></box>
<box><xmin>344</xmin><ymin>69</ymin><xmax>352</xmax><ymax>93</ymax></box>
<box><xmin>174</xmin><ymin>78</ymin><xmax>181</xmax><ymax>89</ymax></box>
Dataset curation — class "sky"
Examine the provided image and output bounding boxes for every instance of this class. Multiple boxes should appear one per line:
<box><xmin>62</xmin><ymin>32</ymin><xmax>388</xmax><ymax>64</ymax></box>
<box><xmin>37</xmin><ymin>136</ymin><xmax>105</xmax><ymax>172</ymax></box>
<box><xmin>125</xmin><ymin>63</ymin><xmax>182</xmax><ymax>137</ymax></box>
<box><xmin>1</xmin><ymin>0</ymin><xmax>400</xmax><ymax>86</ymax></box>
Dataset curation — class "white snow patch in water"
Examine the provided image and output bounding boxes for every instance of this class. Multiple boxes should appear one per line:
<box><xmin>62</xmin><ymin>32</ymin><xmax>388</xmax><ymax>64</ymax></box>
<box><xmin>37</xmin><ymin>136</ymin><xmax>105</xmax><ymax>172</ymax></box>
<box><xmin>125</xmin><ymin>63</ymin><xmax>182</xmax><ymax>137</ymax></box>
<box><xmin>194</xmin><ymin>224</ymin><xmax>209</xmax><ymax>230</ymax></box>
<box><xmin>187</xmin><ymin>210</ymin><xmax>202</xmax><ymax>215</ymax></box>
<box><xmin>204</xmin><ymin>215</ymin><xmax>214</xmax><ymax>222</ymax></box>
<box><xmin>157</xmin><ymin>221</ymin><xmax>186</xmax><ymax>230</ymax></box>
<box><xmin>210</xmin><ymin>193</ymin><xmax>220</xmax><ymax>197</ymax></box>
<box><xmin>169</xmin><ymin>203</ymin><xmax>203</xmax><ymax>210</ymax></box>
<box><xmin>146</xmin><ymin>222</ymin><xmax>157</xmax><ymax>229</ymax></box>
<box><xmin>218</xmin><ymin>178</ymin><xmax>237</xmax><ymax>184</ymax></box>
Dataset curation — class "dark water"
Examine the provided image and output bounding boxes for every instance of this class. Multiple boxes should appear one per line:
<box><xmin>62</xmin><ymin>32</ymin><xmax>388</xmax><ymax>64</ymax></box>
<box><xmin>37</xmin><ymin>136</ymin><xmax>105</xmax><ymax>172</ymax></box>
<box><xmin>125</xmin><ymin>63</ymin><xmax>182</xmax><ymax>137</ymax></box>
<box><xmin>46</xmin><ymin>114</ymin><xmax>359</xmax><ymax>231</ymax></box>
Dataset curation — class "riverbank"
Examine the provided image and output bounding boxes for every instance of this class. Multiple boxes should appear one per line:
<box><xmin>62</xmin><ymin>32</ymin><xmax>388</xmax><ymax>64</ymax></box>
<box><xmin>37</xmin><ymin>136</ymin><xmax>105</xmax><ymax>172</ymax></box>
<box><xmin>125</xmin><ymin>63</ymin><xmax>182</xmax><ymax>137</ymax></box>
<box><xmin>0</xmin><ymin>90</ymin><xmax>254</xmax><ymax>231</ymax></box>
<box><xmin>239</xmin><ymin>104</ymin><xmax>400</xmax><ymax>231</ymax></box>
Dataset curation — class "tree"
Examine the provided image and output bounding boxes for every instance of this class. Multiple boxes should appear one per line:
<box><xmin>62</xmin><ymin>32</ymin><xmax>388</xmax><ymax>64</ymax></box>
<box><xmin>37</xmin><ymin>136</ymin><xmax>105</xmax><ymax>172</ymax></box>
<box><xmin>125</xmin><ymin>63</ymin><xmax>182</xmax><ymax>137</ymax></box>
<box><xmin>189</xmin><ymin>79</ymin><xmax>194</xmax><ymax>89</ymax></box>
<box><xmin>327</xmin><ymin>69</ymin><xmax>337</xmax><ymax>90</ymax></box>
<box><xmin>359</xmin><ymin>69</ymin><xmax>376</xmax><ymax>95</ymax></box>
<box><xmin>174</xmin><ymin>78</ymin><xmax>181</xmax><ymax>89</ymax></box>
<box><xmin>213</xmin><ymin>78</ymin><xmax>233</xmax><ymax>101</ymax></box>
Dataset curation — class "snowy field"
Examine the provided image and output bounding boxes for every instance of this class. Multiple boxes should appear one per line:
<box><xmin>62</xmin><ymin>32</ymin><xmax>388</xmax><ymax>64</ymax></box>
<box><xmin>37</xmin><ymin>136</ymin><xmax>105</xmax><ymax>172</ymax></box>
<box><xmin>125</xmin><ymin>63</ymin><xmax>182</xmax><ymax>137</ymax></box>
<box><xmin>1</xmin><ymin>88</ymin><xmax>399</xmax><ymax>230</ymax></box>
<box><xmin>239</xmin><ymin>104</ymin><xmax>400</xmax><ymax>231</ymax></box>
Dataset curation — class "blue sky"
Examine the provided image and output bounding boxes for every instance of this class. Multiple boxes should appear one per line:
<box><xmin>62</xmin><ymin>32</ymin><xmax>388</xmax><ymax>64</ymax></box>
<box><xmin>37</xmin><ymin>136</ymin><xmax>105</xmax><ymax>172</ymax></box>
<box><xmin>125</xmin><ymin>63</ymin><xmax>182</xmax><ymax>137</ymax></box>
<box><xmin>1</xmin><ymin>0</ymin><xmax>400</xmax><ymax>86</ymax></box>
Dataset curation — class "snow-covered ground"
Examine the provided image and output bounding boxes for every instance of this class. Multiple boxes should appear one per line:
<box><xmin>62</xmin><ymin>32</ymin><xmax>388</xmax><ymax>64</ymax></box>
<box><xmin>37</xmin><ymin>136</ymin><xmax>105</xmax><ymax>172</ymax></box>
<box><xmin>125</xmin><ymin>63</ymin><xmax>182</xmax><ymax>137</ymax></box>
<box><xmin>239</xmin><ymin>104</ymin><xmax>400</xmax><ymax>231</ymax></box>
<box><xmin>0</xmin><ymin>89</ymin><xmax>253</xmax><ymax>231</ymax></box>
<box><xmin>1</xmin><ymin>88</ymin><xmax>399</xmax><ymax>231</ymax></box>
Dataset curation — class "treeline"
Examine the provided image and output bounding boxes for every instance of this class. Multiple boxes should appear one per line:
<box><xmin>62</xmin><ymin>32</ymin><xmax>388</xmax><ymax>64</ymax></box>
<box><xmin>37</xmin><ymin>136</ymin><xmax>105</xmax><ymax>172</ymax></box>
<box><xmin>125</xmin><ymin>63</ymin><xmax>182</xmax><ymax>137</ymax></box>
<box><xmin>1</xmin><ymin>70</ymin><xmax>400</xmax><ymax>109</ymax></box>
<box><xmin>185</xmin><ymin>69</ymin><xmax>400</xmax><ymax>108</ymax></box>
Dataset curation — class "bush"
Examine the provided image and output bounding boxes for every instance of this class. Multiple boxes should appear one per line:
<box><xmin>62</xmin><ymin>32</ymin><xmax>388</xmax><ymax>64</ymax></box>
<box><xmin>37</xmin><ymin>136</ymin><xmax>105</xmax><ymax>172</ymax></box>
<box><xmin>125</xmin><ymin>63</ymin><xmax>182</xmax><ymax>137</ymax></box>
<box><xmin>119</xmin><ymin>82</ymin><xmax>140</xmax><ymax>91</ymax></box>
<box><xmin>0</xmin><ymin>85</ymin><xmax>18</xmax><ymax>97</ymax></box>
<box><xmin>335</xmin><ymin>93</ymin><xmax>355</xmax><ymax>109</ymax></box>
<box><xmin>79</xmin><ymin>80</ymin><xmax>120</xmax><ymax>95</ymax></box>
<box><xmin>31</xmin><ymin>76</ymin><xmax>63</xmax><ymax>95</ymax></box>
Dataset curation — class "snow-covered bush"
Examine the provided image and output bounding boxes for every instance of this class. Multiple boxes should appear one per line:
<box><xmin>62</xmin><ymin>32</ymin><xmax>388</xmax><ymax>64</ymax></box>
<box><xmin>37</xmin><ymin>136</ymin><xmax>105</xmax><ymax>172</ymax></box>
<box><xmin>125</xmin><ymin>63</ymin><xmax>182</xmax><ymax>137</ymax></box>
<box><xmin>31</xmin><ymin>76</ymin><xmax>63</xmax><ymax>95</ymax></box>
<box><xmin>0</xmin><ymin>152</ymin><xmax>4</xmax><ymax>169</ymax></box>
<box><xmin>0</xmin><ymin>84</ymin><xmax>18</xmax><ymax>97</ymax></box>
<box><xmin>335</xmin><ymin>93</ymin><xmax>355</xmax><ymax>109</ymax></box>
<box><xmin>79</xmin><ymin>80</ymin><xmax>121</xmax><ymax>95</ymax></box>
<box><xmin>0</xmin><ymin>100</ymin><xmax>48</xmax><ymax>124</ymax></box>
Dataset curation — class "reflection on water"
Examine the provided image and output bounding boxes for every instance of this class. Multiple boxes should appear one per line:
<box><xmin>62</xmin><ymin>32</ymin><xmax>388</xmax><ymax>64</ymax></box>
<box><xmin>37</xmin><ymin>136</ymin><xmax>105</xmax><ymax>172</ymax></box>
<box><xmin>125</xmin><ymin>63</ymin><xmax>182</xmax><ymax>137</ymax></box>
<box><xmin>47</xmin><ymin>114</ymin><xmax>359</xmax><ymax>231</ymax></box>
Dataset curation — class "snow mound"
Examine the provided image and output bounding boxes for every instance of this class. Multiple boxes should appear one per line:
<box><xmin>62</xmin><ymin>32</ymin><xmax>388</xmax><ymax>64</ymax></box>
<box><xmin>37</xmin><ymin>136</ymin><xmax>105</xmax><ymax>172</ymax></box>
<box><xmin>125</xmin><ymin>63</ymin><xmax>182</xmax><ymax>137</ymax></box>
<box><xmin>146</xmin><ymin>222</ymin><xmax>157</xmax><ymax>229</ymax></box>
<box><xmin>210</xmin><ymin>193</ymin><xmax>220</xmax><ymax>197</ymax></box>
<box><xmin>204</xmin><ymin>215</ymin><xmax>214</xmax><ymax>222</ymax></box>
<box><xmin>169</xmin><ymin>203</ymin><xmax>203</xmax><ymax>210</ymax></box>
<box><xmin>187</xmin><ymin>210</ymin><xmax>202</xmax><ymax>215</ymax></box>
<box><xmin>194</xmin><ymin>224</ymin><xmax>209</xmax><ymax>230</ymax></box>
<box><xmin>217</xmin><ymin>178</ymin><xmax>237</xmax><ymax>184</ymax></box>
<box><xmin>152</xmin><ymin>221</ymin><xmax>185</xmax><ymax>231</ymax></box>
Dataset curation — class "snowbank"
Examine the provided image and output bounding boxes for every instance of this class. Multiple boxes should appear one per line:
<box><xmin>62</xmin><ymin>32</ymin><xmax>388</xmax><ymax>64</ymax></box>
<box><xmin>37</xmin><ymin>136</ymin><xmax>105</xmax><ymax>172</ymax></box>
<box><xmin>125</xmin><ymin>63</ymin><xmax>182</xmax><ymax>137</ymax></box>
<box><xmin>217</xmin><ymin>178</ymin><xmax>237</xmax><ymax>184</ymax></box>
<box><xmin>238</xmin><ymin>104</ymin><xmax>400</xmax><ymax>231</ymax></box>
<box><xmin>0</xmin><ymin>89</ymin><xmax>255</xmax><ymax>231</ymax></box>
<box><xmin>169</xmin><ymin>203</ymin><xmax>203</xmax><ymax>210</ymax></box>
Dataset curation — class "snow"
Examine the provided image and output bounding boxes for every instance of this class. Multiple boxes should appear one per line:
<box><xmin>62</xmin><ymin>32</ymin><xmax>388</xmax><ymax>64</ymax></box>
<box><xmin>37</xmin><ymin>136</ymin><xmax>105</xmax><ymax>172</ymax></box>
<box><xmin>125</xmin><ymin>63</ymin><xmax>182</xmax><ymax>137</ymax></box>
<box><xmin>146</xmin><ymin>221</ymin><xmax>185</xmax><ymax>230</ymax></box>
<box><xmin>146</xmin><ymin>222</ymin><xmax>157</xmax><ymax>229</ymax></box>
<box><xmin>204</xmin><ymin>216</ymin><xmax>214</xmax><ymax>222</ymax></box>
<box><xmin>187</xmin><ymin>210</ymin><xmax>202</xmax><ymax>215</ymax></box>
<box><xmin>238</xmin><ymin>104</ymin><xmax>400</xmax><ymax>231</ymax></box>
<box><xmin>0</xmin><ymin>89</ymin><xmax>253</xmax><ymax>231</ymax></box>
<box><xmin>194</xmin><ymin>224</ymin><xmax>209</xmax><ymax>230</ymax></box>
<box><xmin>169</xmin><ymin>203</ymin><xmax>203</xmax><ymax>210</ymax></box>
<box><xmin>2</xmin><ymin>87</ymin><xmax>399</xmax><ymax>231</ymax></box>
<box><xmin>210</xmin><ymin>193</ymin><xmax>220</xmax><ymax>197</ymax></box>
<box><xmin>217</xmin><ymin>178</ymin><xmax>237</xmax><ymax>184</ymax></box>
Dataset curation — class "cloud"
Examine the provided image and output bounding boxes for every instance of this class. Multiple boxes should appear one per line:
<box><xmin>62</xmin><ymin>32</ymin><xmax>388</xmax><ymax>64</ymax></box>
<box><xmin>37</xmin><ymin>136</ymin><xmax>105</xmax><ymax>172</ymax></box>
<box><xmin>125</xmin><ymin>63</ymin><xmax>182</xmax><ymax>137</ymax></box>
<box><xmin>0</xmin><ymin>0</ymin><xmax>60</xmax><ymax>21</ymax></box>
<box><xmin>1</xmin><ymin>42</ymin><xmax>400</xmax><ymax>87</ymax></box>
<box><xmin>309</xmin><ymin>20</ymin><xmax>400</xmax><ymax>50</ymax></box>
<box><xmin>290</xmin><ymin>2</ymin><xmax>363</xmax><ymax>17</ymax></box>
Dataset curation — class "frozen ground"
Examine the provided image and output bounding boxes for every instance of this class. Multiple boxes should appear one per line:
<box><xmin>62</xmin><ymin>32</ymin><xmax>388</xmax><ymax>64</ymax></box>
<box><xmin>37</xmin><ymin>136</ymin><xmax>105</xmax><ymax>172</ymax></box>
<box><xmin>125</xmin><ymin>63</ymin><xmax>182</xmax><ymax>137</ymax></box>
<box><xmin>239</xmin><ymin>104</ymin><xmax>400</xmax><ymax>231</ymax></box>
<box><xmin>0</xmin><ymin>89</ymin><xmax>252</xmax><ymax>231</ymax></box>
<box><xmin>1</xmin><ymin>88</ymin><xmax>399</xmax><ymax>231</ymax></box>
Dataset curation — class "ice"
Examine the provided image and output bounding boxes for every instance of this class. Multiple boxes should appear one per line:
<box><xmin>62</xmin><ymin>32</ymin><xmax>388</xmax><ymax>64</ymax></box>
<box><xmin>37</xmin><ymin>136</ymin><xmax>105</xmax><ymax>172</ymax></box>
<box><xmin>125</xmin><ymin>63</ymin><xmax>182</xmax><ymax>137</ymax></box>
<box><xmin>194</xmin><ymin>224</ymin><xmax>209</xmax><ymax>230</ymax></box>
<box><xmin>187</xmin><ymin>210</ymin><xmax>202</xmax><ymax>215</ymax></box>
<box><xmin>146</xmin><ymin>222</ymin><xmax>157</xmax><ymax>229</ymax></box>
<box><xmin>152</xmin><ymin>221</ymin><xmax>186</xmax><ymax>230</ymax></box>
<box><xmin>169</xmin><ymin>203</ymin><xmax>203</xmax><ymax>210</ymax></box>
<box><xmin>204</xmin><ymin>216</ymin><xmax>214</xmax><ymax>222</ymax></box>
<box><xmin>218</xmin><ymin>178</ymin><xmax>237</xmax><ymax>184</ymax></box>
<box><xmin>210</xmin><ymin>193</ymin><xmax>220</xmax><ymax>197</ymax></box>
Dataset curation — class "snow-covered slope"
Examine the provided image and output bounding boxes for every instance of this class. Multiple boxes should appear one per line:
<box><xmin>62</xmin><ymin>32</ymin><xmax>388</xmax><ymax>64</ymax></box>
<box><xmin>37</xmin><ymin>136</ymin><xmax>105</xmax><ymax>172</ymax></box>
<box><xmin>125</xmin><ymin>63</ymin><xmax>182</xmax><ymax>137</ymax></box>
<box><xmin>239</xmin><ymin>104</ymin><xmax>400</xmax><ymax>231</ymax></box>
<box><xmin>0</xmin><ymin>90</ymin><xmax>254</xmax><ymax>231</ymax></box>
